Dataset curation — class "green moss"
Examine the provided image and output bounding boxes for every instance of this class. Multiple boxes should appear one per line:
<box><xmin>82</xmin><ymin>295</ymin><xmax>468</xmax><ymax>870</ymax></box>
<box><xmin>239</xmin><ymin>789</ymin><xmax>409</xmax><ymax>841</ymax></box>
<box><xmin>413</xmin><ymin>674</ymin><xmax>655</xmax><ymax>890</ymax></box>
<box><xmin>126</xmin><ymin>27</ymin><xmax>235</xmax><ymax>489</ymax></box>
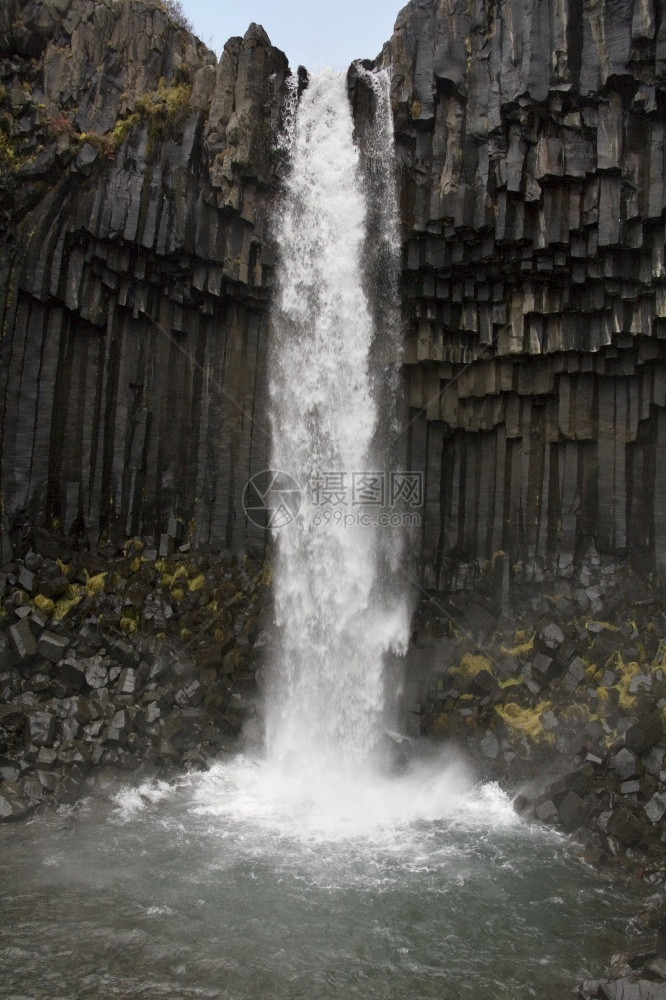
<box><xmin>111</xmin><ymin>80</ymin><xmax>192</xmax><ymax>155</ymax></box>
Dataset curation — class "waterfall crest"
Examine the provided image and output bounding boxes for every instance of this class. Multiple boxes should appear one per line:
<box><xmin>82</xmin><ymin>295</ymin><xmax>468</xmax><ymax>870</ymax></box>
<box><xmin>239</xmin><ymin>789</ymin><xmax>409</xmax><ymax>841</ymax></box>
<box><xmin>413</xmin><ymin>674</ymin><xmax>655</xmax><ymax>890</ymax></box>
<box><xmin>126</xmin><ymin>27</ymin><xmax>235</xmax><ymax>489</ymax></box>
<box><xmin>268</xmin><ymin>69</ymin><xmax>409</xmax><ymax>772</ymax></box>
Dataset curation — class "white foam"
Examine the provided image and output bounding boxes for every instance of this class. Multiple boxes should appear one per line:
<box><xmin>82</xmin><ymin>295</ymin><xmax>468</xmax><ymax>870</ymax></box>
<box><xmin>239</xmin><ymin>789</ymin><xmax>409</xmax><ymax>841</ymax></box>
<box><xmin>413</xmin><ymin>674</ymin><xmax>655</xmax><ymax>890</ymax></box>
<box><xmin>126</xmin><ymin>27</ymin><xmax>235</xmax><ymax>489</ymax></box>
<box><xmin>111</xmin><ymin>779</ymin><xmax>172</xmax><ymax>821</ymax></box>
<box><xmin>188</xmin><ymin>753</ymin><xmax>520</xmax><ymax>845</ymax></box>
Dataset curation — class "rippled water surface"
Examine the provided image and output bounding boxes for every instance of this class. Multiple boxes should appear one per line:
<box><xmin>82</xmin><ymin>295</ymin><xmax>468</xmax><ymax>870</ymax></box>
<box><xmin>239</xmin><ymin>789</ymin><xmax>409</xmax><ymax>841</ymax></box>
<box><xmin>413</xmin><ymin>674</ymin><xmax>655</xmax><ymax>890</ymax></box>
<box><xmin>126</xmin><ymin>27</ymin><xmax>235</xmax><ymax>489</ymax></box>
<box><xmin>0</xmin><ymin>753</ymin><xmax>644</xmax><ymax>1000</ymax></box>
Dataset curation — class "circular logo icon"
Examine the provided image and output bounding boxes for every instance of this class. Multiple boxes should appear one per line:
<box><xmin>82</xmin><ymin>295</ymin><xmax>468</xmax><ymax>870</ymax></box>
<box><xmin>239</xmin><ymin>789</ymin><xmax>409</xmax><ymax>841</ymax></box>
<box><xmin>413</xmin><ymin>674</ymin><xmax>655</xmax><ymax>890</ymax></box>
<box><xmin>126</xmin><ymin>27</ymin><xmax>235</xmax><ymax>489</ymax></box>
<box><xmin>243</xmin><ymin>470</ymin><xmax>302</xmax><ymax>530</ymax></box>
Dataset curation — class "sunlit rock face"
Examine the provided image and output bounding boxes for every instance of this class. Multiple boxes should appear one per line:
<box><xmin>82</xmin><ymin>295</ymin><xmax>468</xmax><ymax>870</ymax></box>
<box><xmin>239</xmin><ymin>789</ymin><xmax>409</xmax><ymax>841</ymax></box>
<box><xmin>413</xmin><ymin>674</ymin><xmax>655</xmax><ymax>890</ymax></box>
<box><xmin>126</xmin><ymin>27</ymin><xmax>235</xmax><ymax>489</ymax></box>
<box><xmin>2</xmin><ymin>0</ymin><xmax>666</xmax><ymax>583</ymax></box>
<box><xmin>385</xmin><ymin>0</ymin><xmax>666</xmax><ymax>584</ymax></box>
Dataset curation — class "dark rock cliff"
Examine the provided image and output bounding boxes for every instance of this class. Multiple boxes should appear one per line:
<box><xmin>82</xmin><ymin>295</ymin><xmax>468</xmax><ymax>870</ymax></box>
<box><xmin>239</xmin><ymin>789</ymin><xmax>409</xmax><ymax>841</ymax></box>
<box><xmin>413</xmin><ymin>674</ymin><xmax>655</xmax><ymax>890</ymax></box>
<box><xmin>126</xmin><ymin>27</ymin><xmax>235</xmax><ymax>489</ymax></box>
<box><xmin>0</xmin><ymin>0</ymin><xmax>289</xmax><ymax>557</ymax></box>
<box><xmin>2</xmin><ymin>0</ymin><xmax>666</xmax><ymax>592</ymax></box>
<box><xmin>387</xmin><ymin>0</ymin><xmax>666</xmax><ymax>586</ymax></box>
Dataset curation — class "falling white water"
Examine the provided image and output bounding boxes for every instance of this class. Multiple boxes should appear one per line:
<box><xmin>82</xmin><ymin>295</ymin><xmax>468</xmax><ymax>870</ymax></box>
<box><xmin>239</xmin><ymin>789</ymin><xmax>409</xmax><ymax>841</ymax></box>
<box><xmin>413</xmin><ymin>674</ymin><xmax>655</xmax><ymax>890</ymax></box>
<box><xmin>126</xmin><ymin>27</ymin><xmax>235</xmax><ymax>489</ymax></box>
<box><xmin>268</xmin><ymin>69</ymin><xmax>410</xmax><ymax>772</ymax></box>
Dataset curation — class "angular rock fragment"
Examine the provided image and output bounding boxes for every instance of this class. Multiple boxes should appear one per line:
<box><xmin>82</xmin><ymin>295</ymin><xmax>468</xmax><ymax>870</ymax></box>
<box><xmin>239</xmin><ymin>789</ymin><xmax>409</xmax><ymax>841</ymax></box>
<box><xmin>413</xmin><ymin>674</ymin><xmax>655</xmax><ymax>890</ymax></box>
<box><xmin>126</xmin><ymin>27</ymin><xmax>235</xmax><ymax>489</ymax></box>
<box><xmin>37</xmin><ymin>632</ymin><xmax>70</xmax><ymax>663</ymax></box>
<box><xmin>7</xmin><ymin>620</ymin><xmax>37</xmax><ymax>662</ymax></box>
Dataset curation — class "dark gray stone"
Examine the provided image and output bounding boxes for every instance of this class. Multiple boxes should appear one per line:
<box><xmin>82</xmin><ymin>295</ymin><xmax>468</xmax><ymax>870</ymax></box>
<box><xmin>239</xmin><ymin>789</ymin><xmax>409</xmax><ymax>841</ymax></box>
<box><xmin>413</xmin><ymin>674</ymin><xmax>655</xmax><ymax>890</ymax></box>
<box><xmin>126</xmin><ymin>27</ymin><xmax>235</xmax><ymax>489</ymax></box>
<box><xmin>535</xmin><ymin>799</ymin><xmax>558</xmax><ymax>823</ymax></box>
<box><xmin>18</xmin><ymin>567</ymin><xmax>35</xmax><ymax>593</ymax></box>
<box><xmin>620</xmin><ymin>780</ymin><xmax>641</xmax><ymax>795</ymax></box>
<box><xmin>8</xmin><ymin>620</ymin><xmax>37</xmax><ymax>662</ymax></box>
<box><xmin>645</xmin><ymin>792</ymin><xmax>666</xmax><ymax>823</ymax></box>
<box><xmin>625</xmin><ymin>712</ymin><xmax>663</xmax><ymax>753</ymax></box>
<box><xmin>613</xmin><ymin>748</ymin><xmax>638</xmax><ymax>780</ymax></box>
<box><xmin>37</xmin><ymin>631</ymin><xmax>70</xmax><ymax>663</ymax></box>
<box><xmin>117</xmin><ymin>668</ymin><xmax>137</xmax><ymax>695</ymax></box>
<box><xmin>562</xmin><ymin>657</ymin><xmax>586</xmax><ymax>694</ymax></box>
<box><xmin>480</xmin><ymin>732</ymin><xmax>499</xmax><ymax>760</ymax></box>
<box><xmin>28</xmin><ymin>712</ymin><xmax>57</xmax><ymax>747</ymax></box>
<box><xmin>57</xmin><ymin>658</ymin><xmax>86</xmax><ymax>693</ymax></box>
<box><xmin>38</xmin><ymin>575</ymin><xmax>69</xmax><ymax>599</ymax></box>
<box><xmin>537</xmin><ymin>624</ymin><xmax>565</xmax><ymax>654</ymax></box>
<box><xmin>557</xmin><ymin>791</ymin><xmax>590</xmax><ymax>832</ymax></box>
<box><xmin>607</xmin><ymin>808</ymin><xmax>644</xmax><ymax>847</ymax></box>
<box><xmin>73</xmin><ymin>142</ymin><xmax>99</xmax><ymax>174</ymax></box>
<box><xmin>531</xmin><ymin>652</ymin><xmax>556</xmax><ymax>683</ymax></box>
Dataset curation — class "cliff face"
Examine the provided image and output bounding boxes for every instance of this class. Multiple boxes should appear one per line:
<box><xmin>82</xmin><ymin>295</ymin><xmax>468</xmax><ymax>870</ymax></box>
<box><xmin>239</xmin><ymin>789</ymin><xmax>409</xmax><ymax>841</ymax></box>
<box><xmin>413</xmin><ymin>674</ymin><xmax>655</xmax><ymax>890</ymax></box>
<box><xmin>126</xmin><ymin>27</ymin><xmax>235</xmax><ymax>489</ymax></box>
<box><xmin>0</xmin><ymin>0</ymin><xmax>288</xmax><ymax>556</ymax></box>
<box><xmin>388</xmin><ymin>0</ymin><xmax>666</xmax><ymax>585</ymax></box>
<box><xmin>2</xmin><ymin>0</ymin><xmax>666</xmax><ymax>587</ymax></box>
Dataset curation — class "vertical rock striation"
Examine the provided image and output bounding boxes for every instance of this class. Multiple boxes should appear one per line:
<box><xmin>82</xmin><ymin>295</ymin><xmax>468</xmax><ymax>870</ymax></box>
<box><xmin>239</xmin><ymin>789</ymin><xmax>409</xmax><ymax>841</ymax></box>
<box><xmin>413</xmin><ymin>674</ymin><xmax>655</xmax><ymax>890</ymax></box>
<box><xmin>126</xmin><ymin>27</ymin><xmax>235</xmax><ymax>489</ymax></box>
<box><xmin>387</xmin><ymin>0</ymin><xmax>666</xmax><ymax>586</ymax></box>
<box><xmin>0</xmin><ymin>0</ymin><xmax>289</xmax><ymax>554</ymax></box>
<box><xmin>2</xmin><ymin>0</ymin><xmax>666</xmax><ymax>591</ymax></box>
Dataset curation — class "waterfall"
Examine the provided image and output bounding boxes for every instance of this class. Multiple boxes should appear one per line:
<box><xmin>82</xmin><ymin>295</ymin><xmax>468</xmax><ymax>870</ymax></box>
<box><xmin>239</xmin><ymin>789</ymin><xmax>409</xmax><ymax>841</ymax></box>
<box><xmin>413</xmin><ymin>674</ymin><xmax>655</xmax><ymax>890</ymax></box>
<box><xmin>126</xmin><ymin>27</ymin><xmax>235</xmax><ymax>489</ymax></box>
<box><xmin>267</xmin><ymin>69</ymin><xmax>410</xmax><ymax>773</ymax></box>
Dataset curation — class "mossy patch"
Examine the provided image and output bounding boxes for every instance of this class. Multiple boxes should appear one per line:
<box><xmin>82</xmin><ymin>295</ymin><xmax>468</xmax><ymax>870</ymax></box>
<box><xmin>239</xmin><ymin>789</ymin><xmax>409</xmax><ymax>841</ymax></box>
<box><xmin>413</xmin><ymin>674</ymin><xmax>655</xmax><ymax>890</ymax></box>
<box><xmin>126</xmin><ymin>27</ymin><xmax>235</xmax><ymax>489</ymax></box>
<box><xmin>499</xmin><ymin>676</ymin><xmax>522</xmax><ymax>690</ymax></box>
<box><xmin>120</xmin><ymin>608</ymin><xmax>139</xmax><ymax>633</ymax></box>
<box><xmin>500</xmin><ymin>633</ymin><xmax>535</xmax><ymax>658</ymax></box>
<box><xmin>84</xmin><ymin>571</ymin><xmax>106</xmax><ymax>598</ymax></box>
<box><xmin>452</xmin><ymin>653</ymin><xmax>493</xmax><ymax>680</ymax></box>
<box><xmin>495</xmin><ymin>700</ymin><xmax>554</xmax><ymax>744</ymax></box>
<box><xmin>255</xmin><ymin>562</ymin><xmax>272</xmax><ymax>587</ymax></box>
<box><xmin>613</xmin><ymin>656</ymin><xmax>642</xmax><ymax>710</ymax></box>
<box><xmin>54</xmin><ymin>584</ymin><xmax>83</xmax><ymax>620</ymax></box>
<box><xmin>33</xmin><ymin>594</ymin><xmax>55</xmax><ymax>615</ymax></box>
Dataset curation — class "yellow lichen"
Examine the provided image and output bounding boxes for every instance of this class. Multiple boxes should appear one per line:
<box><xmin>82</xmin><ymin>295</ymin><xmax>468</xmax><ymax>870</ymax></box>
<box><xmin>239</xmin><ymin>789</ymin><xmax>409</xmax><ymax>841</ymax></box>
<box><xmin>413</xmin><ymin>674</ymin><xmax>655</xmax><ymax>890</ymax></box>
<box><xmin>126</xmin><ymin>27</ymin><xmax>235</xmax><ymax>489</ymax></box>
<box><xmin>499</xmin><ymin>676</ymin><xmax>522</xmax><ymax>690</ymax></box>
<box><xmin>500</xmin><ymin>634</ymin><xmax>535</xmax><ymax>658</ymax></box>
<box><xmin>255</xmin><ymin>562</ymin><xmax>272</xmax><ymax>587</ymax></box>
<box><xmin>162</xmin><ymin>564</ymin><xmax>187</xmax><ymax>589</ymax></box>
<box><xmin>84</xmin><ymin>571</ymin><xmax>107</xmax><ymax>598</ymax></box>
<box><xmin>452</xmin><ymin>653</ymin><xmax>493</xmax><ymax>680</ymax></box>
<box><xmin>188</xmin><ymin>573</ymin><xmax>205</xmax><ymax>593</ymax></box>
<box><xmin>613</xmin><ymin>656</ymin><xmax>641</xmax><ymax>710</ymax></box>
<box><xmin>495</xmin><ymin>700</ymin><xmax>554</xmax><ymax>744</ymax></box>
<box><xmin>120</xmin><ymin>614</ymin><xmax>139</xmax><ymax>635</ymax></box>
<box><xmin>54</xmin><ymin>584</ymin><xmax>83</xmax><ymax>620</ymax></box>
<box><xmin>584</xmin><ymin>664</ymin><xmax>601</xmax><ymax>685</ymax></box>
<box><xmin>33</xmin><ymin>594</ymin><xmax>55</xmax><ymax>615</ymax></box>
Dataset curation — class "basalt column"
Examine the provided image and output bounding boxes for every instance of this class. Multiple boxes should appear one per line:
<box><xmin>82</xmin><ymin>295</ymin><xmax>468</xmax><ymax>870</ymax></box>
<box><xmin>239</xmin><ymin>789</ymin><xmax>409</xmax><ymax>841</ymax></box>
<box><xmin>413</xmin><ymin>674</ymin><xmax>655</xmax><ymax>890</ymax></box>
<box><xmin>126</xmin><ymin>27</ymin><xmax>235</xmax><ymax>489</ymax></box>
<box><xmin>0</xmin><ymin>0</ymin><xmax>289</xmax><ymax>555</ymax></box>
<box><xmin>387</xmin><ymin>0</ymin><xmax>666</xmax><ymax>586</ymax></box>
